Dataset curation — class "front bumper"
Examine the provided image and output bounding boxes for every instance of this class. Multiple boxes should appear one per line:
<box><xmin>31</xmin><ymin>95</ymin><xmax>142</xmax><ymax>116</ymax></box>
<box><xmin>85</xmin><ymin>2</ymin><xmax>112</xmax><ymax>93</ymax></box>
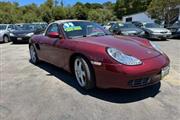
<box><xmin>149</xmin><ymin>33</ymin><xmax>171</xmax><ymax>39</ymax></box>
<box><xmin>94</xmin><ymin>55</ymin><xmax>170</xmax><ymax>89</ymax></box>
<box><xmin>171</xmin><ymin>32</ymin><xmax>180</xmax><ymax>38</ymax></box>
<box><xmin>10</xmin><ymin>36</ymin><xmax>30</xmax><ymax>43</ymax></box>
<box><xmin>122</xmin><ymin>33</ymin><xmax>145</xmax><ymax>37</ymax></box>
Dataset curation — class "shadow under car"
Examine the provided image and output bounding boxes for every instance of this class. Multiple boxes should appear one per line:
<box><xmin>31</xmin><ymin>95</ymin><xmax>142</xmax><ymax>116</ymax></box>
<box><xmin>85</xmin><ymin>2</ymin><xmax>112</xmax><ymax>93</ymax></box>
<box><xmin>30</xmin><ymin>61</ymin><xmax>161</xmax><ymax>104</ymax></box>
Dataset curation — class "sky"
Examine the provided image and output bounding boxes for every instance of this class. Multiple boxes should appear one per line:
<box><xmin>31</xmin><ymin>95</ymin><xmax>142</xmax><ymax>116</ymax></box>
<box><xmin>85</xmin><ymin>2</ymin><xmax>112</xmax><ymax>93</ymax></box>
<box><xmin>1</xmin><ymin>0</ymin><xmax>116</xmax><ymax>6</ymax></box>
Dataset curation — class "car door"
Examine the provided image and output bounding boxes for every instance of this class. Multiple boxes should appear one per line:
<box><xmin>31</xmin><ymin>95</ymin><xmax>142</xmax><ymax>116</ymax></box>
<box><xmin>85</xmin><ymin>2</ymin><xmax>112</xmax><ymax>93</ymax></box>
<box><xmin>39</xmin><ymin>23</ymin><xmax>65</xmax><ymax>67</ymax></box>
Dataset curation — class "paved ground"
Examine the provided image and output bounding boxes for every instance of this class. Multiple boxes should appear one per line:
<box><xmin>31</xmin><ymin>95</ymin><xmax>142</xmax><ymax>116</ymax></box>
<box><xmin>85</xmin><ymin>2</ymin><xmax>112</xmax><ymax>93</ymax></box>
<box><xmin>0</xmin><ymin>39</ymin><xmax>180</xmax><ymax>120</ymax></box>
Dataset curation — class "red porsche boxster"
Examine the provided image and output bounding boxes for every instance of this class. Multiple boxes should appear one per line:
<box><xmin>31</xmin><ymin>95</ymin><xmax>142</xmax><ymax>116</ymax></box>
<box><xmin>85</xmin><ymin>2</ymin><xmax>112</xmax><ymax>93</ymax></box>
<box><xmin>29</xmin><ymin>20</ymin><xmax>170</xmax><ymax>89</ymax></box>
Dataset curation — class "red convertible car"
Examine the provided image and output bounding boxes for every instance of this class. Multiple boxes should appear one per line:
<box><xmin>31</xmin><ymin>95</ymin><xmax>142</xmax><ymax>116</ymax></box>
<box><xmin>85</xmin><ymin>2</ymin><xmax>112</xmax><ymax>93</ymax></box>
<box><xmin>29</xmin><ymin>20</ymin><xmax>170</xmax><ymax>89</ymax></box>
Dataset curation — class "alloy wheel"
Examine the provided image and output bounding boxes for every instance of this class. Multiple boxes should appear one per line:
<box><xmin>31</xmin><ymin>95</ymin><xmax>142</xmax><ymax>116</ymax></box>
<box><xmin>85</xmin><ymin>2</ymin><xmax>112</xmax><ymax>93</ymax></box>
<box><xmin>74</xmin><ymin>58</ymin><xmax>90</xmax><ymax>87</ymax></box>
<box><xmin>30</xmin><ymin>46</ymin><xmax>37</xmax><ymax>63</ymax></box>
<box><xmin>3</xmin><ymin>36</ymin><xmax>9</xmax><ymax>43</ymax></box>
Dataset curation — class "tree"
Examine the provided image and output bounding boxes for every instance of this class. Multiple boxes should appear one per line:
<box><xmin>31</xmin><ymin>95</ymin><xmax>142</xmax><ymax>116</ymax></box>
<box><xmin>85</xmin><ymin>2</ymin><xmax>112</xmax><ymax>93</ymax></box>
<box><xmin>88</xmin><ymin>9</ymin><xmax>117</xmax><ymax>24</ymax></box>
<box><xmin>40</xmin><ymin>4</ymin><xmax>53</xmax><ymax>23</ymax></box>
<box><xmin>44</xmin><ymin>0</ymin><xmax>54</xmax><ymax>9</ymax></box>
<box><xmin>65</xmin><ymin>7</ymin><xmax>75</xmax><ymax>19</ymax></box>
<box><xmin>147</xmin><ymin>0</ymin><xmax>180</xmax><ymax>26</ymax></box>
<box><xmin>74</xmin><ymin>2</ymin><xmax>88</xmax><ymax>20</ymax></box>
<box><xmin>103</xmin><ymin>1</ymin><xmax>114</xmax><ymax>9</ymax></box>
<box><xmin>114</xmin><ymin>0</ymin><xmax>152</xmax><ymax>19</ymax></box>
<box><xmin>0</xmin><ymin>1</ymin><xmax>120</xmax><ymax>24</ymax></box>
<box><xmin>53</xmin><ymin>6</ymin><xmax>66</xmax><ymax>20</ymax></box>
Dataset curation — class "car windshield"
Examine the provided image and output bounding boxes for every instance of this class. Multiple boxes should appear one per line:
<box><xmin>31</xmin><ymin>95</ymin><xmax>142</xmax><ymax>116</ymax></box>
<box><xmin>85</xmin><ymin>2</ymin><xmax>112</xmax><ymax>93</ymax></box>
<box><xmin>108</xmin><ymin>22</ymin><xmax>115</xmax><ymax>26</ymax></box>
<box><xmin>0</xmin><ymin>25</ymin><xmax>7</xmax><ymax>30</ymax></box>
<box><xmin>21</xmin><ymin>24</ymin><xmax>35</xmax><ymax>31</ymax></box>
<box><xmin>12</xmin><ymin>25</ymin><xmax>22</xmax><ymax>30</ymax></box>
<box><xmin>62</xmin><ymin>21</ymin><xmax>110</xmax><ymax>39</ymax></box>
<box><xmin>123</xmin><ymin>23</ymin><xmax>136</xmax><ymax>28</ymax></box>
<box><xmin>172</xmin><ymin>21</ymin><xmax>180</xmax><ymax>27</ymax></box>
<box><xmin>145</xmin><ymin>23</ymin><xmax>160</xmax><ymax>28</ymax></box>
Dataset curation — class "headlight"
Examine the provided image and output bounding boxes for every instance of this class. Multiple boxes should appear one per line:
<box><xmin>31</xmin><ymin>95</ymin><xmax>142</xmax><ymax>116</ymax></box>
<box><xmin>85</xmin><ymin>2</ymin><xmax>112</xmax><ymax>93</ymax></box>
<box><xmin>26</xmin><ymin>33</ymin><xmax>34</xmax><ymax>37</ymax></box>
<box><xmin>149</xmin><ymin>41</ymin><xmax>164</xmax><ymax>54</ymax></box>
<box><xmin>121</xmin><ymin>31</ymin><xmax>129</xmax><ymax>35</ymax></box>
<box><xmin>140</xmin><ymin>31</ymin><xmax>145</xmax><ymax>35</ymax></box>
<box><xmin>151</xmin><ymin>31</ymin><xmax>159</xmax><ymax>35</ymax></box>
<box><xmin>177</xmin><ymin>28</ymin><xmax>180</xmax><ymax>32</ymax></box>
<box><xmin>107</xmin><ymin>48</ymin><xmax>142</xmax><ymax>65</ymax></box>
<box><xmin>10</xmin><ymin>33</ymin><xmax>15</xmax><ymax>36</ymax></box>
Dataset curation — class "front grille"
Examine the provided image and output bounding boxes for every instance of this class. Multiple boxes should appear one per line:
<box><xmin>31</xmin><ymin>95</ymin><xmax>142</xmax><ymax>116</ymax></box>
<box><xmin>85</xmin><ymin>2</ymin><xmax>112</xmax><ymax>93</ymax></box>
<box><xmin>160</xmin><ymin>31</ymin><xmax>167</xmax><ymax>34</ymax></box>
<box><xmin>128</xmin><ymin>77</ymin><xmax>151</xmax><ymax>87</ymax></box>
<box><xmin>17</xmin><ymin>34</ymin><xmax>27</xmax><ymax>37</ymax></box>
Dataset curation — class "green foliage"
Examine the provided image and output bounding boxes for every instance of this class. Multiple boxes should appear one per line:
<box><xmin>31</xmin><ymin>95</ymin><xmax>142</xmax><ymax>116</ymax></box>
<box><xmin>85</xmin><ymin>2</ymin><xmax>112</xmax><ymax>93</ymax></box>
<box><xmin>73</xmin><ymin>2</ymin><xmax>88</xmax><ymax>20</ymax></box>
<box><xmin>88</xmin><ymin>9</ymin><xmax>117</xmax><ymax>24</ymax></box>
<box><xmin>114</xmin><ymin>0</ymin><xmax>152</xmax><ymax>19</ymax></box>
<box><xmin>53</xmin><ymin>6</ymin><xmax>66</xmax><ymax>20</ymax></box>
<box><xmin>2</xmin><ymin>0</ymin><xmax>171</xmax><ymax>24</ymax></box>
<box><xmin>147</xmin><ymin>0</ymin><xmax>180</xmax><ymax>23</ymax></box>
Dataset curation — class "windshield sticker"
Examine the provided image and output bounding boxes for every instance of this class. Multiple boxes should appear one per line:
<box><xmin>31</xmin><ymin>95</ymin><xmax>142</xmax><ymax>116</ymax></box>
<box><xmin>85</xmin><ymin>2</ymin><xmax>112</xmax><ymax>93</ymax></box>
<box><xmin>63</xmin><ymin>22</ymin><xmax>74</xmax><ymax>29</ymax></box>
<box><xmin>64</xmin><ymin>26</ymin><xmax>82</xmax><ymax>32</ymax></box>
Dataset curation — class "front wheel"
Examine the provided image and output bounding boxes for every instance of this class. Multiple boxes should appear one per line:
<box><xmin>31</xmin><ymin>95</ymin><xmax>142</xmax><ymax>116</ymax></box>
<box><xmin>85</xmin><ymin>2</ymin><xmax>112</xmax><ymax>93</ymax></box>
<box><xmin>29</xmin><ymin>45</ymin><xmax>39</xmax><ymax>64</ymax></box>
<box><xmin>74</xmin><ymin>57</ymin><xmax>95</xmax><ymax>89</ymax></box>
<box><xmin>3</xmin><ymin>36</ymin><xmax>9</xmax><ymax>43</ymax></box>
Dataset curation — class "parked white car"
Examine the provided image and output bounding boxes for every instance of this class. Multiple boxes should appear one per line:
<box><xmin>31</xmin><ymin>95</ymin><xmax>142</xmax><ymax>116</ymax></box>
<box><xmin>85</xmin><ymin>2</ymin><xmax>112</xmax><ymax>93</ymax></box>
<box><xmin>103</xmin><ymin>21</ymin><xmax>117</xmax><ymax>30</ymax></box>
<box><xmin>0</xmin><ymin>24</ymin><xmax>14</xmax><ymax>43</ymax></box>
<box><xmin>132</xmin><ymin>22</ymin><xmax>172</xmax><ymax>40</ymax></box>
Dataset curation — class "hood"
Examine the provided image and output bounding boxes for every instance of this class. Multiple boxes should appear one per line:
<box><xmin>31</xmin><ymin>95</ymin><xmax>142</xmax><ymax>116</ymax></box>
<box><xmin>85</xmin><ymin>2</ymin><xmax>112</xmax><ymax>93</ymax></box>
<box><xmin>146</xmin><ymin>28</ymin><xmax>170</xmax><ymax>33</ymax></box>
<box><xmin>11</xmin><ymin>30</ymin><xmax>34</xmax><ymax>35</ymax></box>
<box><xmin>0</xmin><ymin>30</ymin><xmax>7</xmax><ymax>32</ymax></box>
<box><xmin>77</xmin><ymin>35</ymin><xmax>160</xmax><ymax>60</ymax></box>
<box><xmin>120</xmin><ymin>28</ymin><xmax>143</xmax><ymax>33</ymax></box>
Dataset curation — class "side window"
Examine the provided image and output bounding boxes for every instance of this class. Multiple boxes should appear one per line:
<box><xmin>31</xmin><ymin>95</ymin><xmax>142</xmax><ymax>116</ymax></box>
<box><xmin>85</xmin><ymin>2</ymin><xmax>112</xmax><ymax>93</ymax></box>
<box><xmin>113</xmin><ymin>24</ymin><xmax>119</xmax><ymax>29</ymax></box>
<box><xmin>126</xmin><ymin>17</ymin><xmax>132</xmax><ymax>22</ymax></box>
<box><xmin>8</xmin><ymin>25</ymin><xmax>13</xmax><ymax>30</ymax></box>
<box><xmin>46</xmin><ymin>24</ymin><xmax>59</xmax><ymax>35</ymax></box>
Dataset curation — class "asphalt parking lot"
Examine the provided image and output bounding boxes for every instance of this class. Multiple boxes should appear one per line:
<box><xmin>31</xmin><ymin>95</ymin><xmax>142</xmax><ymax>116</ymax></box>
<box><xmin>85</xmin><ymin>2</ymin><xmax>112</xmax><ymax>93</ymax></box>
<box><xmin>0</xmin><ymin>39</ymin><xmax>180</xmax><ymax>120</ymax></box>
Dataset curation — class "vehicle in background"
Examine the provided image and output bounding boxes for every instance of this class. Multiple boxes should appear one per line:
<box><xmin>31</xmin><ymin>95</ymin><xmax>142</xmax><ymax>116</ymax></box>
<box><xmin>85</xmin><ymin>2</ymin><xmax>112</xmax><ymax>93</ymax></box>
<box><xmin>0</xmin><ymin>24</ymin><xmax>14</xmax><ymax>43</ymax></box>
<box><xmin>10</xmin><ymin>24</ymin><xmax>35</xmax><ymax>44</ymax></box>
<box><xmin>167</xmin><ymin>21</ymin><xmax>180</xmax><ymax>38</ymax></box>
<box><xmin>29</xmin><ymin>20</ymin><xmax>170</xmax><ymax>90</ymax></box>
<box><xmin>32</xmin><ymin>22</ymin><xmax>48</xmax><ymax>33</ymax></box>
<box><xmin>16</xmin><ymin>22</ymin><xmax>48</xmax><ymax>34</ymax></box>
<box><xmin>132</xmin><ymin>21</ymin><xmax>172</xmax><ymax>40</ymax></box>
<box><xmin>103</xmin><ymin>21</ymin><xmax>117</xmax><ymax>30</ymax></box>
<box><xmin>109</xmin><ymin>22</ymin><xmax>145</xmax><ymax>37</ymax></box>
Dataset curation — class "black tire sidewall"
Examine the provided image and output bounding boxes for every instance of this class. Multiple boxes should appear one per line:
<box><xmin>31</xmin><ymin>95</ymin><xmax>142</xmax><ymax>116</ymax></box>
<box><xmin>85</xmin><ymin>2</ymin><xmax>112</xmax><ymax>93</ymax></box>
<box><xmin>3</xmin><ymin>35</ymin><xmax>9</xmax><ymax>43</ymax></box>
<box><xmin>30</xmin><ymin>45</ymin><xmax>39</xmax><ymax>64</ymax></box>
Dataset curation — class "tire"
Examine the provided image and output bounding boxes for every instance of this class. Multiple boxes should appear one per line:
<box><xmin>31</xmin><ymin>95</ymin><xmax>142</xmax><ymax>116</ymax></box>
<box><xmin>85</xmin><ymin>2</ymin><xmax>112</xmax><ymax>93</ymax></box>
<box><xmin>73</xmin><ymin>57</ymin><xmax>95</xmax><ymax>89</ymax></box>
<box><xmin>29</xmin><ymin>45</ymin><xmax>39</xmax><ymax>64</ymax></box>
<box><xmin>12</xmin><ymin>40</ymin><xmax>17</xmax><ymax>44</ymax></box>
<box><xmin>3</xmin><ymin>35</ymin><xmax>9</xmax><ymax>43</ymax></box>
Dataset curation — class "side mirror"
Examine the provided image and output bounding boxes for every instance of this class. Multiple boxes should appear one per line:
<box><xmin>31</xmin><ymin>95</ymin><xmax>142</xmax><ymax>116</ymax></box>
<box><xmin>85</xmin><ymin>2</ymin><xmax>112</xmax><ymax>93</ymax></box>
<box><xmin>47</xmin><ymin>32</ymin><xmax>61</xmax><ymax>38</ymax></box>
<box><xmin>7</xmin><ymin>28</ymin><xmax>12</xmax><ymax>31</ymax></box>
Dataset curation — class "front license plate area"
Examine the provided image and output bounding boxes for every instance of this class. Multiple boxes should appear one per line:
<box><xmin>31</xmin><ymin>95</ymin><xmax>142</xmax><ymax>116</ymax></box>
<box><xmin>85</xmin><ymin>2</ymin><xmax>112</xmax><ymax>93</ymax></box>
<box><xmin>17</xmin><ymin>38</ymin><xmax>22</xmax><ymax>40</ymax></box>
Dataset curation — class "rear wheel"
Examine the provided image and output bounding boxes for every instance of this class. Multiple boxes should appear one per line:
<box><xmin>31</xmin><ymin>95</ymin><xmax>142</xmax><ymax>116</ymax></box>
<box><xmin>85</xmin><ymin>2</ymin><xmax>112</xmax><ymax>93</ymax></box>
<box><xmin>74</xmin><ymin>57</ymin><xmax>95</xmax><ymax>89</ymax></box>
<box><xmin>29</xmin><ymin>45</ymin><xmax>39</xmax><ymax>64</ymax></box>
<box><xmin>3</xmin><ymin>35</ymin><xmax>9</xmax><ymax>43</ymax></box>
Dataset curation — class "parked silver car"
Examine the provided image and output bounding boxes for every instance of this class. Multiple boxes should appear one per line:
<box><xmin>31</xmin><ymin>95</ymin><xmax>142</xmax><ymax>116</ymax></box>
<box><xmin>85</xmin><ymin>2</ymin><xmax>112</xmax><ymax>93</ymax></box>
<box><xmin>132</xmin><ymin>22</ymin><xmax>172</xmax><ymax>40</ymax></box>
<box><xmin>0</xmin><ymin>24</ymin><xmax>14</xmax><ymax>43</ymax></box>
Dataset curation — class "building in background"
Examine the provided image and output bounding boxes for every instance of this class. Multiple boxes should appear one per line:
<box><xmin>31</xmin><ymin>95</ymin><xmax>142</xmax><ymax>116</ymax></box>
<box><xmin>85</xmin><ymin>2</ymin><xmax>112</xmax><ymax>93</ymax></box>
<box><xmin>122</xmin><ymin>12</ymin><xmax>155</xmax><ymax>23</ymax></box>
<box><xmin>122</xmin><ymin>5</ymin><xmax>180</xmax><ymax>27</ymax></box>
